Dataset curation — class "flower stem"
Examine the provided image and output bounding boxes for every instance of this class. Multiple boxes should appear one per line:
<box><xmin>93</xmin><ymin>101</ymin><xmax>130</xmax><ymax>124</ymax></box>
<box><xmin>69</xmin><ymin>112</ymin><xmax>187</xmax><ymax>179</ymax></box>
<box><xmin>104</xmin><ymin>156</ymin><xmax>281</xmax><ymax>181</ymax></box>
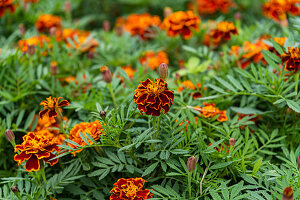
<box><xmin>108</xmin><ymin>83</ymin><xmax>117</xmax><ymax>107</ymax></box>
<box><xmin>188</xmin><ymin>172</ymin><xmax>192</xmax><ymax>199</ymax></box>
<box><xmin>295</xmin><ymin>72</ymin><xmax>299</xmax><ymax>100</ymax></box>
<box><xmin>40</xmin><ymin>161</ymin><xmax>48</xmax><ymax>197</ymax></box>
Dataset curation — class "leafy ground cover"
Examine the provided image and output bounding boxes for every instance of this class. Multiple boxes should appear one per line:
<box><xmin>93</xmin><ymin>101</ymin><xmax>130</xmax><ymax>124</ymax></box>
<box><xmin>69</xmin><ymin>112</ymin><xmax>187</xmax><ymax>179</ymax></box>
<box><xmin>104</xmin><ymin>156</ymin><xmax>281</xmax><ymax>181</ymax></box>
<box><xmin>0</xmin><ymin>0</ymin><xmax>300</xmax><ymax>199</ymax></box>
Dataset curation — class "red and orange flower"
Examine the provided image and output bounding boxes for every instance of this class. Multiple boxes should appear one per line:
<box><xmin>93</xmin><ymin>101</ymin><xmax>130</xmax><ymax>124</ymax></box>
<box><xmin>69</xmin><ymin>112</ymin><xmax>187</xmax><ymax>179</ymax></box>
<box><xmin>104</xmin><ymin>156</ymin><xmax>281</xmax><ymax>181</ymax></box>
<box><xmin>161</xmin><ymin>11</ymin><xmax>201</xmax><ymax>40</ymax></box>
<box><xmin>204</xmin><ymin>21</ymin><xmax>238</xmax><ymax>46</ymax></box>
<box><xmin>68</xmin><ymin>120</ymin><xmax>105</xmax><ymax>156</ymax></box>
<box><xmin>110</xmin><ymin>178</ymin><xmax>153</xmax><ymax>200</ymax></box>
<box><xmin>177</xmin><ymin>80</ymin><xmax>203</xmax><ymax>99</ymax></box>
<box><xmin>194</xmin><ymin>103</ymin><xmax>227</xmax><ymax>122</ymax></box>
<box><xmin>39</xmin><ymin>96</ymin><xmax>69</xmax><ymax>119</ymax></box>
<box><xmin>18</xmin><ymin>35</ymin><xmax>50</xmax><ymax>53</ymax></box>
<box><xmin>281</xmin><ymin>47</ymin><xmax>300</xmax><ymax>72</ymax></box>
<box><xmin>14</xmin><ymin>132</ymin><xmax>59</xmax><ymax>172</ymax></box>
<box><xmin>35</xmin><ymin>14</ymin><xmax>62</xmax><ymax>33</ymax></box>
<box><xmin>139</xmin><ymin>51</ymin><xmax>169</xmax><ymax>70</ymax></box>
<box><xmin>190</xmin><ymin>0</ymin><xmax>235</xmax><ymax>15</ymax></box>
<box><xmin>120</xmin><ymin>13</ymin><xmax>161</xmax><ymax>40</ymax></box>
<box><xmin>0</xmin><ymin>0</ymin><xmax>15</xmax><ymax>17</ymax></box>
<box><xmin>133</xmin><ymin>78</ymin><xmax>174</xmax><ymax>116</ymax></box>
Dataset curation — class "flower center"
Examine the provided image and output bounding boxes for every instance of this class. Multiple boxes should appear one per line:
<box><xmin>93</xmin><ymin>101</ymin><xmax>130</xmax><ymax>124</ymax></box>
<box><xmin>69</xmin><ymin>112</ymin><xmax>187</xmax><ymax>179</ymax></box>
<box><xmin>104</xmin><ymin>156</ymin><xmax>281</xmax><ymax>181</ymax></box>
<box><xmin>146</xmin><ymin>81</ymin><xmax>165</xmax><ymax>94</ymax></box>
<box><xmin>124</xmin><ymin>182</ymin><xmax>139</xmax><ymax>197</ymax></box>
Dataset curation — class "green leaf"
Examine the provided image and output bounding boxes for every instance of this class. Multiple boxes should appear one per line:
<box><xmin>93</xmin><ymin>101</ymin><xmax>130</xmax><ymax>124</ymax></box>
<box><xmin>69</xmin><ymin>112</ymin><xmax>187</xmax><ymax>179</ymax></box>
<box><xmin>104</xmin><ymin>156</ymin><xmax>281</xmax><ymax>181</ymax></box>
<box><xmin>215</xmin><ymin>76</ymin><xmax>237</xmax><ymax>92</ymax></box>
<box><xmin>252</xmin><ymin>158</ymin><xmax>263</xmax><ymax>175</ymax></box>
<box><xmin>286</xmin><ymin>100</ymin><xmax>300</xmax><ymax>113</ymax></box>
<box><xmin>210</xmin><ymin>161</ymin><xmax>233</xmax><ymax>169</ymax></box>
<box><xmin>227</xmin><ymin>75</ymin><xmax>244</xmax><ymax>91</ymax></box>
<box><xmin>142</xmin><ymin>162</ymin><xmax>159</xmax><ymax>177</ymax></box>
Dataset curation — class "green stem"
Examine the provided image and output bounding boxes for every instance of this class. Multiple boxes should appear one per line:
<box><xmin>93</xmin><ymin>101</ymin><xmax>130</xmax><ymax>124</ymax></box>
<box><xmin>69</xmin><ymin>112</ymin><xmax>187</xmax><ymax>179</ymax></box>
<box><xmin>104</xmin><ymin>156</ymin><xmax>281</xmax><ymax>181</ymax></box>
<box><xmin>108</xmin><ymin>83</ymin><xmax>117</xmax><ymax>107</ymax></box>
<box><xmin>13</xmin><ymin>192</ymin><xmax>22</xmax><ymax>200</ymax></box>
<box><xmin>188</xmin><ymin>172</ymin><xmax>192</xmax><ymax>199</ymax></box>
<box><xmin>40</xmin><ymin>161</ymin><xmax>48</xmax><ymax>197</ymax></box>
<box><xmin>295</xmin><ymin>72</ymin><xmax>299</xmax><ymax>100</ymax></box>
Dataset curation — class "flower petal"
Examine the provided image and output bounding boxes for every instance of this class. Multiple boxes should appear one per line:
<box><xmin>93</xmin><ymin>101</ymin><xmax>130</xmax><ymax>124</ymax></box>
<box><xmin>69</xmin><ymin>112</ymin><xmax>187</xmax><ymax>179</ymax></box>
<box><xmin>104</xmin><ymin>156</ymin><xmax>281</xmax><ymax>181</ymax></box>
<box><xmin>14</xmin><ymin>151</ymin><xmax>32</xmax><ymax>165</ymax></box>
<box><xmin>48</xmin><ymin>110</ymin><xmax>57</xmax><ymax>118</ymax></box>
<box><xmin>39</xmin><ymin>109</ymin><xmax>48</xmax><ymax>119</ymax></box>
<box><xmin>43</xmin><ymin>153</ymin><xmax>59</xmax><ymax>166</ymax></box>
<box><xmin>25</xmin><ymin>154</ymin><xmax>40</xmax><ymax>172</ymax></box>
<box><xmin>58</xmin><ymin>100</ymin><xmax>69</xmax><ymax>107</ymax></box>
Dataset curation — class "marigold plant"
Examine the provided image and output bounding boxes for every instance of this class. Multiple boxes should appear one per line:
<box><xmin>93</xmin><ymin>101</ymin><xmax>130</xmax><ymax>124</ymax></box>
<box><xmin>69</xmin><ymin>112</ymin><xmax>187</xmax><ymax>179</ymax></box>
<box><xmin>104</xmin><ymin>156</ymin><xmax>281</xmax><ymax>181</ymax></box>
<box><xmin>39</xmin><ymin>96</ymin><xmax>69</xmax><ymax>119</ymax></box>
<box><xmin>194</xmin><ymin>103</ymin><xmax>227</xmax><ymax>122</ymax></box>
<box><xmin>35</xmin><ymin>14</ymin><xmax>62</xmax><ymax>33</ymax></box>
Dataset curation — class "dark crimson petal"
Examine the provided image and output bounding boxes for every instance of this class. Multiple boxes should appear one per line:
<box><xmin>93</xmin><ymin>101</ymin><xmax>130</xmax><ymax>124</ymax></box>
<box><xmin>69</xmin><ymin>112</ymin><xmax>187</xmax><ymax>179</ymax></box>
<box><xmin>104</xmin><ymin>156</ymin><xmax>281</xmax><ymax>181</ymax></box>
<box><xmin>146</xmin><ymin>94</ymin><xmax>156</xmax><ymax>104</ymax></box>
<box><xmin>39</xmin><ymin>109</ymin><xmax>48</xmax><ymax>119</ymax></box>
<box><xmin>181</xmin><ymin>27</ymin><xmax>192</xmax><ymax>39</ymax></box>
<box><xmin>58</xmin><ymin>100</ymin><xmax>69</xmax><ymax>107</ymax></box>
<box><xmin>163</xmin><ymin>90</ymin><xmax>174</xmax><ymax>101</ymax></box>
<box><xmin>149</xmin><ymin>98</ymin><xmax>161</xmax><ymax>110</ymax></box>
<box><xmin>141</xmin><ymin>78</ymin><xmax>151</xmax><ymax>87</ymax></box>
<box><xmin>159</xmin><ymin>93</ymin><xmax>170</xmax><ymax>106</ymax></box>
<box><xmin>25</xmin><ymin>155</ymin><xmax>40</xmax><ymax>172</ymax></box>
<box><xmin>192</xmin><ymin>92</ymin><xmax>202</xmax><ymax>99</ymax></box>
<box><xmin>14</xmin><ymin>151</ymin><xmax>32</xmax><ymax>165</ymax></box>
<box><xmin>137</xmin><ymin>104</ymin><xmax>147</xmax><ymax>113</ymax></box>
<box><xmin>137</xmin><ymin>189</ymin><xmax>152</xmax><ymax>198</ymax></box>
<box><xmin>44</xmin><ymin>144</ymin><xmax>59</xmax><ymax>152</ymax></box>
<box><xmin>36</xmin><ymin>151</ymin><xmax>50</xmax><ymax>159</ymax></box>
<box><xmin>136</xmin><ymin>93</ymin><xmax>148</xmax><ymax>105</ymax></box>
<box><xmin>162</xmin><ymin>103</ymin><xmax>171</xmax><ymax>113</ymax></box>
<box><xmin>48</xmin><ymin>110</ymin><xmax>57</xmax><ymax>118</ymax></box>
<box><xmin>109</xmin><ymin>194</ymin><xmax>119</xmax><ymax>200</ymax></box>
<box><xmin>148</xmin><ymin>108</ymin><xmax>161</xmax><ymax>116</ymax></box>
<box><xmin>43</xmin><ymin>153</ymin><xmax>59</xmax><ymax>166</ymax></box>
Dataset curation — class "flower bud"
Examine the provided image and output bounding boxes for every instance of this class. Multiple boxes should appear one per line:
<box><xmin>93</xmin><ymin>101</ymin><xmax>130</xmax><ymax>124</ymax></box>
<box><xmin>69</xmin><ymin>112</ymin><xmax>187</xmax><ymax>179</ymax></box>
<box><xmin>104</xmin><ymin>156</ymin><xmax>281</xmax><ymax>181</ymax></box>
<box><xmin>19</xmin><ymin>24</ymin><xmax>26</xmax><ymax>35</ymax></box>
<box><xmin>27</xmin><ymin>45</ymin><xmax>35</xmax><ymax>56</ymax></box>
<box><xmin>99</xmin><ymin>110</ymin><xmax>106</xmax><ymax>118</ymax></box>
<box><xmin>234</xmin><ymin>12</ymin><xmax>241</xmax><ymax>20</ymax></box>
<box><xmin>100</xmin><ymin>65</ymin><xmax>112</xmax><ymax>83</ymax></box>
<box><xmin>229</xmin><ymin>138</ymin><xmax>236</xmax><ymax>146</ymax></box>
<box><xmin>159</xmin><ymin>63</ymin><xmax>168</xmax><ymax>79</ymax></box>
<box><xmin>219</xmin><ymin>52</ymin><xmax>224</xmax><ymax>57</ymax></box>
<box><xmin>164</xmin><ymin>7</ymin><xmax>173</xmax><ymax>17</ymax></box>
<box><xmin>297</xmin><ymin>153</ymin><xmax>300</xmax><ymax>169</ymax></box>
<box><xmin>116</xmin><ymin>26</ymin><xmax>123</xmax><ymax>37</ymax></box>
<box><xmin>5</xmin><ymin>129</ymin><xmax>15</xmax><ymax>142</ymax></box>
<box><xmin>50</xmin><ymin>61</ymin><xmax>58</xmax><ymax>75</ymax></box>
<box><xmin>49</xmin><ymin>27</ymin><xmax>57</xmax><ymax>37</ymax></box>
<box><xmin>102</xmin><ymin>20</ymin><xmax>110</xmax><ymax>32</ymax></box>
<box><xmin>87</xmin><ymin>51</ymin><xmax>94</xmax><ymax>59</ymax></box>
<box><xmin>282</xmin><ymin>186</ymin><xmax>293</xmax><ymax>200</ymax></box>
<box><xmin>64</xmin><ymin>0</ymin><xmax>71</xmax><ymax>13</ymax></box>
<box><xmin>11</xmin><ymin>186</ymin><xmax>19</xmax><ymax>193</ymax></box>
<box><xmin>187</xmin><ymin>156</ymin><xmax>197</xmax><ymax>172</ymax></box>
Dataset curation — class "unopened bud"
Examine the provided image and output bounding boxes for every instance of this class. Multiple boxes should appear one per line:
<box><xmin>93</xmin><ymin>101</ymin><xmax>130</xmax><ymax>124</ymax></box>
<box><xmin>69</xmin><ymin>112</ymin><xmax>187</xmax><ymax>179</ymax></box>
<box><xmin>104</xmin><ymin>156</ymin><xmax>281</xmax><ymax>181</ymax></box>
<box><xmin>102</xmin><ymin>20</ymin><xmax>110</xmax><ymax>32</ymax></box>
<box><xmin>100</xmin><ymin>65</ymin><xmax>112</xmax><ymax>83</ymax></box>
<box><xmin>297</xmin><ymin>154</ymin><xmax>300</xmax><ymax>169</ymax></box>
<box><xmin>50</xmin><ymin>61</ymin><xmax>58</xmax><ymax>75</ymax></box>
<box><xmin>164</xmin><ymin>7</ymin><xmax>173</xmax><ymax>17</ymax></box>
<box><xmin>282</xmin><ymin>187</ymin><xmax>293</xmax><ymax>200</ymax></box>
<box><xmin>219</xmin><ymin>52</ymin><xmax>224</xmax><ymax>57</ymax></box>
<box><xmin>27</xmin><ymin>45</ymin><xmax>35</xmax><ymax>56</ymax></box>
<box><xmin>175</xmin><ymin>73</ymin><xmax>180</xmax><ymax>81</ymax></box>
<box><xmin>187</xmin><ymin>156</ymin><xmax>197</xmax><ymax>172</ymax></box>
<box><xmin>99</xmin><ymin>110</ymin><xmax>106</xmax><ymax>118</ymax></box>
<box><xmin>87</xmin><ymin>51</ymin><xmax>94</xmax><ymax>59</ymax></box>
<box><xmin>234</xmin><ymin>12</ymin><xmax>242</xmax><ymax>20</ymax></box>
<box><xmin>229</xmin><ymin>138</ymin><xmax>236</xmax><ymax>146</ymax></box>
<box><xmin>11</xmin><ymin>186</ymin><xmax>19</xmax><ymax>193</ymax></box>
<box><xmin>5</xmin><ymin>129</ymin><xmax>15</xmax><ymax>142</ymax></box>
<box><xmin>116</xmin><ymin>26</ymin><xmax>123</xmax><ymax>37</ymax></box>
<box><xmin>159</xmin><ymin>63</ymin><xmax>168</xmax><ymax>79</ymax></box>
<box><xmin>49</xmin><ymin>27</ymin><xmax>57</xmax><ymax>37</ymax></box>
<box><xmin>19</xmin><ymin>24</ymin><xmax>26</xmax><ymax>35</ymax></box>
<box><xmin>64</xmin><ymin>0</ymin><xmax>71</xmax><ymax>13</ymax></box>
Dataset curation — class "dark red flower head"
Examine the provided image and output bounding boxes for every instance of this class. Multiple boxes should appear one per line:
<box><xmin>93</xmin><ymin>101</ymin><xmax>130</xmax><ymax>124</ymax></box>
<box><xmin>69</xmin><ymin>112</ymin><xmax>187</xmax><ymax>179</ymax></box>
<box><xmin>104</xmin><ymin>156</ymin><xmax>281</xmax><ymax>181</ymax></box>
<box><xmin>39</xmin><ymin>96</ymin><xmax>69</xmax><ymax>119</ymax></box>
<box><xmin>281</xmin><ymin>47</ymin><xmax>300</xmax><ymax>73</ymax></box>
<box><xmin>110</xmin><ymin>178</ymin><xmax>153</xmax><ymax>200</ymax></box>
<box><xmin>133</xmin><ymin>78</ymin><xmax>174</xmax><ymax>116</ymax></box>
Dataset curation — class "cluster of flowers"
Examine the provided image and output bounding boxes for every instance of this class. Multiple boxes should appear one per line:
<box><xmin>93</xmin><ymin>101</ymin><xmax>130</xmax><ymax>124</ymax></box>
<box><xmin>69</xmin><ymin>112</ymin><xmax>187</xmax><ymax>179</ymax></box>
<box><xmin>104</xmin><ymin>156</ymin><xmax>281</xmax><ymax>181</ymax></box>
<box><xmin>194</xmin><ymin>103</ymin><xmax>228</xmax><ymax>122</ymax></box>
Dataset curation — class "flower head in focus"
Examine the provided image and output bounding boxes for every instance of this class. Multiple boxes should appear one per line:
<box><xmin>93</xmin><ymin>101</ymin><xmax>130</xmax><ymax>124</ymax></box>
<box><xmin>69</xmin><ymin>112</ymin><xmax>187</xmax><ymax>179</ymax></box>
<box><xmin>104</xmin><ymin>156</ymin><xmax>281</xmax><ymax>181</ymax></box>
<box><xmin>194</xmin><ymin>103</ymin><xmax>227</xmax><ymax>122</ymax></box>
<box><xmin>281</xmin><ymin>47</ymin><xmax>300</xmax><ymax>72</ymax></box>
<box><xmin>39</xmin><ymin>96</ymin><xmax>69</xmax><ymax>119</ymax></box>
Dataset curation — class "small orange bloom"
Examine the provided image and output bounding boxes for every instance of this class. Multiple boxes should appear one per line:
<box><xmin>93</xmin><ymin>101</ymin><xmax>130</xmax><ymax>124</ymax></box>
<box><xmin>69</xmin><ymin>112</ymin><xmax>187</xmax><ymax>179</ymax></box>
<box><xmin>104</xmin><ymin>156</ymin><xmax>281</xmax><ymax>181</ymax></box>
<box><xmin>161</xmin><ymin>11</ymin><xmax>201</xmax><ymax>40</ymax></box>
<box><xmin>0</xmin><ymin>0</ymin><xmax>15</xmax><ymax>18</ymax></box>
<box><xmin>194</xmin><ymin>103</ymin><xmax>227</xmax><ymax>122</ymax></box>
<box><xmin>121</xmin><ymin>65</ymin><xmax>136</xmax><ymax>79</ymax></box>
<box><xmin>120</xmin><ymin>13</ymin><xmax>161</xmax><ymax>40</ymax></box>
<box><xmin>281</xmin><ymin>47</ymin><xmax>300</xmax><ymax>72</ymax></box>
<box><xmin>133</xmin><ymin>78</ymin><xmax>174</xmax><ymax>116</ymax></box>
<box><xmin>68</xmin><ymin>120</ymin><xmax>105</xmax><ymax>155</ymax></box>
<box><xmin>209</xmin><ymin>142</ymin><xmax>230</xmax><ymax>153</ymax></box>
<box><xmin>191</xmin><ymin>0</ymin><xmax>235</xmax><ymax>15</ymax></box>
<box><xmin>18</xmin><ymin>35</ymin><xmax>50</xmax><ymax>53</ymax></box>
<box><xmin>139</xmin><ymin>51</ymin><xmax>169</xmax><ymax>70</ymax></box>
<box><xmin>39</xmin><ymin>96</ymin><xmax>69</xmax><ymax>119</ymax></box>
<box><xmin>110</xmin><ymin>178</ymin><xmax>153</xmax><ymax>200</ymax></box>
<box><xmin>204</xmin><ymin>21</ymin><xmax>238</xmax><ymax>46</ymax></box>
<box><xmin>14</xmin><ymin>132</ymin><xmax>59</xmax><ymax>172</ymax></box>
<box><xmin>35</xmin><ymin>14</ymin><xmax>62</xmax><ymax>33</ymax></box>
<box><xmin>177</xmin><ymin>80</ymin><xmax>203</xmax><ymax>99</ymax></box>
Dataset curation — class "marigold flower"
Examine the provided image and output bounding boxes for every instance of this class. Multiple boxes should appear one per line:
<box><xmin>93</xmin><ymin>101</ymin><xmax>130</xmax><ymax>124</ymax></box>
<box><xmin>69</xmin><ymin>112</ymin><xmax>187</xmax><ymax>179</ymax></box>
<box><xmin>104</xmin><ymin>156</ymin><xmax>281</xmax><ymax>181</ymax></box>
<box><xmin>133</xmin><ymin>78</ymin><xmax>174</xmax><ymax>116</ymax></box>
<box><xmin>194</xmin><ymin>103</ymin><xmax>227</xmax><ymax>122</ymax></box>
<box><xmin>35</xmin><ymin>14</ymin><xmax>62</xmax><ymax>33</ymax></box>
<box><xmin>281</xmin><ymin>47</ymin><xmax>300</xmax><ymax>72</ymax></box>
<box><xmin>161</xmin><ymin>11</ymin><xmax>201</xmax><ymax>40</ymax></box>
<box><xmin>204</xmin><ymin>21</ymin><xmax>238</xmax><ymax>46</ymax></box>
<box><xmin>0</xmin><ymin>0</ymin><xmax>15</xmax><ymax>18</ymax></box>
<box><xmin>110</xmin><ymin>178</ymin><xmax>153</xmax><ymax>200</ymax></box>
<box><xmin>121</xmin><ymin>65</ymin><xmax>136</xmax><ymax>79</ymax></box>
<box><xmin>282</xmin><ymin>186</ymin><xmax>294</xmax><ymax>200</ymax></box>
<box><xmin>18</xmin><ymin>35</ymin><xmax>50</xmax><ymax>54</ymax></box>
<box><xmin>139</xmin><ymin>51</ymin><xmax>169</xmax><ymax>70</ymax></box>
<box><xmin>190</xmin><ymin>0</ymin><xmax>235</xmax><ymax>15</ymax></box>
<box><xmin>68</xmin><ymin>120</ymin><xmax>105</xmax><ymax>155</ymax></box>
<box><xmin>39</xmin><ymin>96</ymin><xmax>69</xmax><ymax>119</ymax></box>
<box><xmin>120</xmin><ymin>13</ymin><xmax>161</xmax><ymax>40</ymax></box>
<box><xmin>14</xmin><ymin>132</ymin><xmax>59</xmax><ymax>172</ymax></box>
<box><xmin>177</xmin><ymin>80</ymin><xmax>203</xmax><ymax>99</ymax></box>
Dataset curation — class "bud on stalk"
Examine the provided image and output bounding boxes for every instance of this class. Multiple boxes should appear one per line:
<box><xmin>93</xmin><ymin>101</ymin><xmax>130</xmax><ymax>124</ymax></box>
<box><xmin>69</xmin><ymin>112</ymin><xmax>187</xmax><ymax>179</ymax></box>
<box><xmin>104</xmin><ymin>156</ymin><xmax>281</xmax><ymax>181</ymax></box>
<box><xmin>159</xmin><ymin>63</ymin><xmax>168</xmax><ymax>80</ymax></box>
<box><xmin>229</xmin><ymin>138</ymin><xmax>236</xmax><ymax>146</ymax></box>
<box><xmin>102</xmin><ymin>20</ymin><xmax>111</xmax><ymax>32</ymax></box>
<box><xmin>50</xmin><ymin>61</ymin><xmax>58</xmax><ymax>75</ymax></box>
<box><xmin>11</xmin><ymin>186</ymin><xmax>19</xmax><ymax>193</ymax></box>
<box><xmin>100</xmin><ymin>65</ymin><xmax>112</xmax><ymax>83</ymax></box>
<box><xmin>164</xmin><ymin>7</ymin><xmax>173</xmax><ymax>17</ymax></box>
<box><xmin>19</xmin><ymin>24</ymin><xmax>26</xmax><ymax>35</ymax></box>
<box><xmin>64</xmin><ymin>1</ymin><xmax>71</xmax><ymax>13</ymax></box>
<box><xmin>5</xmin><ymin>129</ymin><xmax>16</xmax><ymax>147</ymax></box>
<box><xmin>27</xmin><ymin>45</ymin><xmax>35</xmax><ymax>56</ymax></box>
<box><xmin>99</xmin><ymin>110</ymin><xmax>106</xmax><ymax>118</ymax></box>
<box><xmin>187</xmin><ymin>156</ymin><xmax>197</xmax><ymax>172</ymax></box>
<box><xmin>282</xmin><ymin>187</ymin><xmax>293</xmax><ymax>200</ymax></box>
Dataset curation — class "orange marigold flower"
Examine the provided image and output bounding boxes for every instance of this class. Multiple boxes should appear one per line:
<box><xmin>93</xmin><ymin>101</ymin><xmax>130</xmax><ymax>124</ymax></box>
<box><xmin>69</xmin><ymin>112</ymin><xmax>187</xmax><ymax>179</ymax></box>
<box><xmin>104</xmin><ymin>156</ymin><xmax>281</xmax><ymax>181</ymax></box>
<box><xmin>161</xmin><ymin>11</ymin><xmax>201</xmax><ymax>40</ymax></box>
<box><xmin>194</xmin><ymin>103</ymin><xmax>227</xmax><ymax>122</ymax></box>
<box><xmin>208</xmin><ymin>142</ymin><xmax>230</xmax><ymax>153</ymax></box>
<box><xmin>177</xmin><ymin>80</ymin><xmax>203</xmax><ymax>99</ymax></box>
<box><xmin>35</xmin><ymin>14</ymin><xmax>62</xmax><ymax>33</ymax></box>
<box><xmin>34</xmin><ymin>129</ymin><xmax>66</xmax><ymax>149</ymax></box>
<box><xmin>110</xmin><ymin>178</ymin><xmax>153</xmax><ymax>200</ymax></box>
<box><xmin>263</xmin><ymin>0</ymin><xmax>300</xmax><ymax>24</ymax></box>
<box><xmin>191</xmin><ymin>0</ymin><xmax>235</xmax><ymax>15</ymax></box>
<box><xmin>122</xmin><ymin>65</ymin><xmax>136</xmax><ymax>79</ymax></box>
<box><xmin>139</xmin><ymin>51</ymin><xmax>169</xmax><ymax>70</ymax></box>
<box><xmin>204</xmin><ymin>21</ymin><xmax>238</xmax><ymax>46</ymax></box>
<box><xmin>281</xmin><ymin>47</ymin><xmax>300</xmax><ymax>72</ymax></box>
<box><xmin>121</xmin><ymin>13</ymin><xmax>161</xmax><ymax>40</ymax></box>
<box><xmin>18</xmin><ymin>35</ymin><xmax>50</xmax><ymax>53</ymax></box>
<box><xmin>133</xmin><ymin>78</ymin><xmax>174</xmax><ymax>116</ymax></box>
<box><xmin>68</xmin><ymin>120</ymin><xmax>105</xmax><ymax>155</ymax></box>
<box><xmin>14</xmin><ymin>132</ymin><xmax>59</xmax><ymax>172</ymax></box>
<box><xmin>39</xmin><ymin>96</ymin><xmax>69</xmax><ymax>119</ymax></box>
<box><xmin>0</xmin><ymin>0</ymin><xmax>15</xmax><ymax>18</ymax></box>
